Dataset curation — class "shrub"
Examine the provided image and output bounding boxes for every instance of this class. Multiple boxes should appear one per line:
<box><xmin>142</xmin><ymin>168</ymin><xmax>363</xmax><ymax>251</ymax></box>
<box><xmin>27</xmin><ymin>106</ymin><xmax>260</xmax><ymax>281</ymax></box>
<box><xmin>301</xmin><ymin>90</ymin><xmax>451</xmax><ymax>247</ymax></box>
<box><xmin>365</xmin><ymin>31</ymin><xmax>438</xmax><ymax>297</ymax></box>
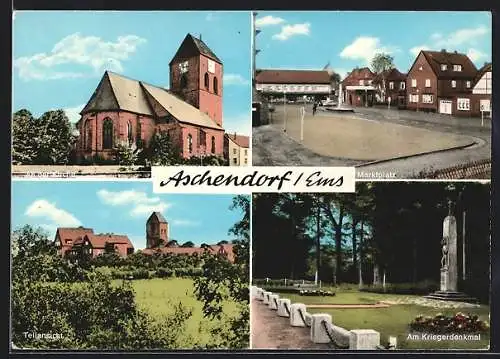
<box><xmin>360</xmin><ymin>280</ymin><xmax>439</xmax><ymax>295</ymax></box>
<box><xmin>299</xmin><ymin>289</ymin><xmax>336</xmax><ymax>297</ymax></box>
<box><xmin>409</xmin><ymin>312</ymin><xmax>489</xmax><ymax>334</ymax></box>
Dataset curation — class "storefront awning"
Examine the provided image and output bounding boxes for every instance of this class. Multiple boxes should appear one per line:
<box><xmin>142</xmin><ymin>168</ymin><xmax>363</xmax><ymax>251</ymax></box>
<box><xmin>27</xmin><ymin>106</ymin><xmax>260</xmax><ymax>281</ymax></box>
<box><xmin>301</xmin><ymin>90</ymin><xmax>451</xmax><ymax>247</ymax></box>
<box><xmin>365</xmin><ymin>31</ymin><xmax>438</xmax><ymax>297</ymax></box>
<box><xmin>345</xmin><ymin>85</ymin><xmax>376</xmax><ymax>91</ymax></box>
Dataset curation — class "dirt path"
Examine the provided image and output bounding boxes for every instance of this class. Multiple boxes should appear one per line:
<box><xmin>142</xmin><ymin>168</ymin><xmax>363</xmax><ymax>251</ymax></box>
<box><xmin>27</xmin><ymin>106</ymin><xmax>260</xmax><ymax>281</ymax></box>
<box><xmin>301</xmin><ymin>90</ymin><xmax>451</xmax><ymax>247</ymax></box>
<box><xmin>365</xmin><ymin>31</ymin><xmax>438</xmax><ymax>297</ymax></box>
<box><xmin>251</xmin><ymin>298</ymin><xmax>330</xmax><ymax>349</ymax></box>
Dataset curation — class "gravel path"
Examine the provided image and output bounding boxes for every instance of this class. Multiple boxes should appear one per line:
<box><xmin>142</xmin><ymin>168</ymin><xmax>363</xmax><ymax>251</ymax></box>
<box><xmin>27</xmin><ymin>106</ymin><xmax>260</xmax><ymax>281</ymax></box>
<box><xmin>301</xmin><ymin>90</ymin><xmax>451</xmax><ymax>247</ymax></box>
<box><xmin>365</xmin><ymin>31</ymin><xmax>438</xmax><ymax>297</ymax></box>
<box><xmin>251</xmin><ymin>298</ymin><xmax>330</xmax><ymax>350</ymax></box>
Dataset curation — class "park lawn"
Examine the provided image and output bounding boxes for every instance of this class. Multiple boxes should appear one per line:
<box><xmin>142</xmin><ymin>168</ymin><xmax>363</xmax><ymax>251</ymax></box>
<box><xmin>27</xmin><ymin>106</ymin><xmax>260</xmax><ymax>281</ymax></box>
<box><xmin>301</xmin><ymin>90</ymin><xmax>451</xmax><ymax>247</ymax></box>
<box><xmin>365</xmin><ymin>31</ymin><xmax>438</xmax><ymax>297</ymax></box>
<box><xmin>275</xmin><ymin>289</ymin><xmax>489</xmax><ymax>349</ymax></box>
<box><xmin>308</xmin><ymin>304</ymin><xmax>489</xmax><ymax>350</ymax></box>
<box><xmin>275</xmin><ymin>290</ymin><xmax>417</xmax><ymax>305</ymax></box>
<box><xmin>115</xmin><ymin>278</ymin><xmax>240</xmax><ymax>348</ymax></box>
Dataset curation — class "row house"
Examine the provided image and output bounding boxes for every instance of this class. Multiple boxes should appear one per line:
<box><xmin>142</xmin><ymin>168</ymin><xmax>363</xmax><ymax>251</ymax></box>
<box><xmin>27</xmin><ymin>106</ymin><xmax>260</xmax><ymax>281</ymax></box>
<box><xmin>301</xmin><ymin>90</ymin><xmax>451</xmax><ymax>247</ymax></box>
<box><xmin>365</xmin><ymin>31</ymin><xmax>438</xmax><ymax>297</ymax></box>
<box><xmin>341</xmin><ymin>67</ymin><xmax>377</xmax><ymax>107</ymax></box>
<box><xmin>406</xmin><ymin>50</ymin><xmax>480</xmax><ymax>116</ymax></box>
<box><xmin>372</xmin><ymin>68</ymin><xmax>407</xmax><ymax>108</ymax></box>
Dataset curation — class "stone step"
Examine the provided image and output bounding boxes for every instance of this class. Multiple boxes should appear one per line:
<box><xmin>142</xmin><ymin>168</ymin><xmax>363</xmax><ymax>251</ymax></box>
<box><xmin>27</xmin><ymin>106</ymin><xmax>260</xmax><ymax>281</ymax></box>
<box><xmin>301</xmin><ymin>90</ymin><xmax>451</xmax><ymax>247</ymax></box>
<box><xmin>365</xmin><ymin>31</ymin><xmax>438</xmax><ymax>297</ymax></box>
<box><xmin>424</xmin><ymin>291</ymin><xmax>479</xmax><ymax>303</ymax></box>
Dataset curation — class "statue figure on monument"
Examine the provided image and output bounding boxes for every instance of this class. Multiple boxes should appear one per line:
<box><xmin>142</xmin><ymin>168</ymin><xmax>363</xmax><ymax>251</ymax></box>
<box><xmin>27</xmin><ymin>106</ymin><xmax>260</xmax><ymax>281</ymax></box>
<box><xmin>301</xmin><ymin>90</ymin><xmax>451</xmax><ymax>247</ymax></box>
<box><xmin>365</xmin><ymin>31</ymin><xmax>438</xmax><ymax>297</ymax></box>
<box><xmin>441</xmin><ymin>236</ymin><xmax>449</xmax><ymax>269</ymax></box>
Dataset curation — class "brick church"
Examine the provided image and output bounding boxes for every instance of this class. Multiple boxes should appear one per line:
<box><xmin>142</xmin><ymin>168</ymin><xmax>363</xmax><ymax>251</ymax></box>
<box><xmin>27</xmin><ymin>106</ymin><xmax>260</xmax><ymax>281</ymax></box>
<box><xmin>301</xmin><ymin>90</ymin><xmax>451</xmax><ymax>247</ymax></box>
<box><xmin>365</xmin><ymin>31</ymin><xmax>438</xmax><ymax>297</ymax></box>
<box><xmin>141</xmin><ymin>212</ymin><xmax>235</xmax><ymax>263</ymax></box>
<box><xmin>75</xmin><ymin>34</ymin><xmax>225</xmax><ymax>161</ymax></box>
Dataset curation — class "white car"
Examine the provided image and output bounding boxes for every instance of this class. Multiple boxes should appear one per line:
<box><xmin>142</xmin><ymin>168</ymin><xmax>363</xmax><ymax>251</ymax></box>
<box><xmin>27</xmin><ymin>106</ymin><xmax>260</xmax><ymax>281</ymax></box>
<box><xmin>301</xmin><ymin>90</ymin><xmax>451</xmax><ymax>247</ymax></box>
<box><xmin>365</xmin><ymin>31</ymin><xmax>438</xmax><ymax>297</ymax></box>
<box><xmin>321</xmin><ymin>99</ymin><xmax>337</xmax><ymax>106</ymax></box>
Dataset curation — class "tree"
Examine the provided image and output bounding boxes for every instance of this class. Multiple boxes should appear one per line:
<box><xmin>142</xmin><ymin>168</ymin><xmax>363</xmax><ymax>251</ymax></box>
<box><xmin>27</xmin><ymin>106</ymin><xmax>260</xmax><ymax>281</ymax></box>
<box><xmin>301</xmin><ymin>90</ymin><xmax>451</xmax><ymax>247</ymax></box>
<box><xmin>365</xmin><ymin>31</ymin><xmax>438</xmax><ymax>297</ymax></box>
<box><xmin>113</xmin><ymin>141</ymin><xmax>139</xmax><ymax>166</ymax></box>
<box><xmin>12</xmin><ymin>109</ymin><xmax>38</xmax><ymax>164</ymax></box>
<box><xmin>181</xmin><ymin>241</ymin><xmax>195</xmax><ymax>248</ymax></box>
<box><xmin>166</xmin><ymin>240</ymin><xmax>179</xmax><ymax>248</ymax></box>
<box><xmin>147</xmin><ymin>131</ymin><xmax>183</xmax><ymax>166</ymax></box>
<box><xmin>194</xmin><ymin>195</ymin><xmax>250</xmax><ymax>348</ymax></box>
<box><xmin>35</xmin><ymin>110</ymin><xmax>77</xmax><ymax>164</ymax></box>
<box><xmin>217</xmin><ymin>240</ymin><xmax>229</xmax><ymax>245</ymax></box>
<box><xmin>371</xmin><ymin>53</ymin><xmax>395</xmax><ymax>102</ymax></box>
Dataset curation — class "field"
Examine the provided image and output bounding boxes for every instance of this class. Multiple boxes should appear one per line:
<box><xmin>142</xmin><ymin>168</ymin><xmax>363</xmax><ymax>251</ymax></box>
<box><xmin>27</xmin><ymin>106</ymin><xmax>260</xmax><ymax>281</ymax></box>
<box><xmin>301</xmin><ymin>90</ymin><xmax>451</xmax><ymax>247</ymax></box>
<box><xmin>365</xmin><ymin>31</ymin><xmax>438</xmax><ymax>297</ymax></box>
<box><xmin>275</xmin><ymin>289</ymin><xmax>490</xmax><ymax>350</ymax></box>
<box><xmin>119</xmin><ymin>278</ymin><xmax>240</xmax><ymax>348</ymax></box>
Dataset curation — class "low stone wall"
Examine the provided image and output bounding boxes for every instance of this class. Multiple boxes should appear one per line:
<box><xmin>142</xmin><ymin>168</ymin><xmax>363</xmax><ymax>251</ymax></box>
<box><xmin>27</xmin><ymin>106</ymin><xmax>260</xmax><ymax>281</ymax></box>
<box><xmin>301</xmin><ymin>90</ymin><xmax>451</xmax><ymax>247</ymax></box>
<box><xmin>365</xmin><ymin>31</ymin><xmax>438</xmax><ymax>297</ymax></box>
<box><xmin>251</xmin><ymin>285</ymin><xmax>387</xmax><ymax>350</ymax></box>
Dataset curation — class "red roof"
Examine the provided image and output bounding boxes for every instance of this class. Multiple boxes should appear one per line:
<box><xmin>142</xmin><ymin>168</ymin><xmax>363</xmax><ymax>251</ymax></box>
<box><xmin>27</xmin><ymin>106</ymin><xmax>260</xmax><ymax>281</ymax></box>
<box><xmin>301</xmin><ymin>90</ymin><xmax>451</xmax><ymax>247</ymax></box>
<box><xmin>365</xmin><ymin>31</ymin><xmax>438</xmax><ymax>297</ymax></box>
<box><xmin>342</xmin><ymin>67</ymin><xmax>376</xmax><ymax>85</ymax></box>
<box><xmin>226</xmin><ymin>133</ymin><xmax>249</xmax><ymax>148</ymax></box>
<box><xmin>373</xmin><ymin>68</ymin><xmax>406</xmax><ymax>84</ymax></box>
<box><xmin>420</xmin><ymin>50</ymin><xmax>478</xmax><ymax>79</ymax></box>
<box><xmin>56</xmin><ymin>227</ymin><xmax>94</xmax><ymax>246</ymax></box>
<box><xmin>256</xmin><ymin>69</ymin><xmax>331</xmax><ymax>84</ymax></box>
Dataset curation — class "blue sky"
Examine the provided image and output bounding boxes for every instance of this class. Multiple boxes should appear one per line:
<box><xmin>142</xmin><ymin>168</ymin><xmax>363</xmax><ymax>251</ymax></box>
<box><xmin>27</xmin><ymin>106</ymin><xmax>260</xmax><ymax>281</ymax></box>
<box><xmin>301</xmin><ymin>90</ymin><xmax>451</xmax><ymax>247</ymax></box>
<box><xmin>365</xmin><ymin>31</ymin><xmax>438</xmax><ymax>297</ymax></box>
<box><xmin>11</xmin><ymin>181</ymin><xmax>247</xmax><ymax>250</ymax></box>
<box><xmin>254</xmin><ymin>11</ymin><xmax>492</xmax><ymax>78</ymax></box>
<box><xmin>12</xmin><ymin>11</ymin><xmax>251</xmax><ymax>135</ymax></box>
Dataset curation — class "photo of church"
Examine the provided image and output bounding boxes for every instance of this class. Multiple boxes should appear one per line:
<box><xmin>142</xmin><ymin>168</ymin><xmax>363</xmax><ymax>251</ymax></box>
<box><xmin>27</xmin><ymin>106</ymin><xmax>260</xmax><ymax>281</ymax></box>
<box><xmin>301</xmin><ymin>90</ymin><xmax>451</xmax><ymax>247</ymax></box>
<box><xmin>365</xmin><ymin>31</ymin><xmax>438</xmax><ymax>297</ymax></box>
<box><xmin>12</xmin><ymin>11</ymin><xmax>251</xmax><ymax>176</ymax></box>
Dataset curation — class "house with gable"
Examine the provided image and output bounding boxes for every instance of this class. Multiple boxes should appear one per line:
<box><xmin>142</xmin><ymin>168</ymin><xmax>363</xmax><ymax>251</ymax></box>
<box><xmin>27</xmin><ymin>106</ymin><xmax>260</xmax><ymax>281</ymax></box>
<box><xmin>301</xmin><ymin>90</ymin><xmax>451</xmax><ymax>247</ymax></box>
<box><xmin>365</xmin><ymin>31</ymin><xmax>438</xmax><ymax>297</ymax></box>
<box><xmin>341</xmin><ymin>67</ymin><xmax>377</xmax><ymax>107</ymax></box>
<box><xmin>406</xmin><ymin>49</ymin><xmax>478</xmax><ymax>116</ymax></box>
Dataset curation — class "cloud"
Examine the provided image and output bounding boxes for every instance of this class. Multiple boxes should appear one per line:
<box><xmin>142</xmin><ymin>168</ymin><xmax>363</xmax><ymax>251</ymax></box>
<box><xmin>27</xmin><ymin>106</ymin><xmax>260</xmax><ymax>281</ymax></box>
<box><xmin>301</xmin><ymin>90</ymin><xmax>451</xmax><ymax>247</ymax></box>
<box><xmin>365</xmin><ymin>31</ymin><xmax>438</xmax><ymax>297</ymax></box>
<box><xmin>340</xmin><ymin>37</ymin><xmax>396</xmax><ymax>64</ymax></box>
<box><xmin>25</xmin><ymin>199</ymin><xmax>82</xmax><ymax>227</ymax></box>
<box><xmin>409</xmin><ymin>25</ymin><xmax>489</xmax><ymax>57</ymax></box>
<box><xmin>223</xmin><ymin>73</ymin><xmax>249</xmax><ymax>86</ymax></box>
<box><xmin>62</xmin><ymin>104</ymin><xmax>84</xmax><ymax>123</ymax></box>
<box><xmin>409</xmin><ymin>45</ymin><xmax>430</xmax><ymax>57</ymax></box>
<box><xmin>97</xmin><ymin>189</ymin><xmax>170</xmax><ymax>217</ymax></box>
<box><xmin>14</xmin><ymin>33</ymin><xmax>146</xmax><ymax>81</ymax></box>
<box><xmin>272</xmin><ymin>23</ymin><xmax>310</xmax><ymax>41</ymax></box>
<box><xmin>255</xmin><ymin>15</ymin><xmax>285</xmax><ymax>27</ymax></box>
<box><xmin>467</xmin><ymin>48</ymin><xmax>487</xmax><ymax>62</ymax></box>
<box><xmin>171</xmin><ymin>219</ymin><xmax>201</xmax><ymax>227</ymax></box>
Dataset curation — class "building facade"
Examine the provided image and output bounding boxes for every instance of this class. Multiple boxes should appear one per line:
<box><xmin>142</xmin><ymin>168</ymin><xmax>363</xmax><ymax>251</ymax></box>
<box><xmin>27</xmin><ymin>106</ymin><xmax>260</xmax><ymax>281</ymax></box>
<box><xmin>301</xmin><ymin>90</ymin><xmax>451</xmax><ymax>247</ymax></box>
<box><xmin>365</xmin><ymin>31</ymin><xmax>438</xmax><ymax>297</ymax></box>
<box><xmin>255</xmin><ymin>69</ymin><xmax>332</xmax><ymax>102</ymax></box>
<box><xmin>406</xmin><ymin>50</ymin><xmax>478</xmax><ymax>116</ymax></box>
<box><xmin>54</xmin><ymin>227</ymin><xmax>134</xmax><ymax>258</ymax></box>
<box><xmin>224</xmin><ymin>133</ymin><xmax>250</xmax><ymax>166</ymax></box>
<box><xmin>75</xmin><ymin>34</ymin><xmax>225</xmax><ymax>161</ymax></box>
<box><xmin>372</xmin><ymin>68</ymin><xmax>407</xmax><ymax>108</ymax></box>
<box><xmin>341</xmin><ymin>67</ymin><xmax>377</xmax><ymax>107</ymax></box>
<box><xmin>470</xmin><ymin>63</ymin><xmax>492</xmax><ymax>116</ymax></box>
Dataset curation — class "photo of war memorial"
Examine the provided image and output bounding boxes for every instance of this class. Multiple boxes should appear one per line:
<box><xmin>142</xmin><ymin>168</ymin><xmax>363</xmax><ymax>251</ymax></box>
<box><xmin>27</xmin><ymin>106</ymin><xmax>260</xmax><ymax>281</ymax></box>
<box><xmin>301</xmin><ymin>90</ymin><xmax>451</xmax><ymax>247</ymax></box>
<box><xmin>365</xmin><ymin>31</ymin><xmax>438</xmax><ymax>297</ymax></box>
<box><xmin>251</xmin><ymin>182</ymin><xmax>490</xmax><ymax>350</ymax></box>
<box><xmin>251</xmin><ymin>11</ymin><xmax>491</xmax><ymax>179</ymax></box>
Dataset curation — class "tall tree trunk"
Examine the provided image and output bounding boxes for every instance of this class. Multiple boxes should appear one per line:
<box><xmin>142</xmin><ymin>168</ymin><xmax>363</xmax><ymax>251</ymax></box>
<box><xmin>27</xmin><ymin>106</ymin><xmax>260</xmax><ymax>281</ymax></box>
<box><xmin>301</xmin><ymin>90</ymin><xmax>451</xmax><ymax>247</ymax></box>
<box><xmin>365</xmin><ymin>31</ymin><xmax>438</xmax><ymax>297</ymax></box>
<box><xmin>352</xmin><ymin>218</ymin><xmax>358</xmax><ymax>278</ymax></box>
<box><xmin>335</xmin><ymin>206</ymin><xmax>344</xmax><ymax>283</ymax></box>
<box><xmin>359</xmin><ymin>220</ymin><xmax>364</xmax><ymax>288</ymax></box>
<box><xmin>412</xmin><ymin>234</ymin><xmax>417</xmax><ymax>284</ymax></box>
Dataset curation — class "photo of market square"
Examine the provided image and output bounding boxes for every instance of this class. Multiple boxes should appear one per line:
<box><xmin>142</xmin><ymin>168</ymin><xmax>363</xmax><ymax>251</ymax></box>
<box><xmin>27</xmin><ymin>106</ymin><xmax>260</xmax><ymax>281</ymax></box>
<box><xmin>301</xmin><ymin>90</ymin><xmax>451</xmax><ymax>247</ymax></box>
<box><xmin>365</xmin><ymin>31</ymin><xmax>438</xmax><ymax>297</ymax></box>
<box><xmin>252</xmin><ymin>11</ymin><xmax>492</xmax><ymax>179</ymax></box>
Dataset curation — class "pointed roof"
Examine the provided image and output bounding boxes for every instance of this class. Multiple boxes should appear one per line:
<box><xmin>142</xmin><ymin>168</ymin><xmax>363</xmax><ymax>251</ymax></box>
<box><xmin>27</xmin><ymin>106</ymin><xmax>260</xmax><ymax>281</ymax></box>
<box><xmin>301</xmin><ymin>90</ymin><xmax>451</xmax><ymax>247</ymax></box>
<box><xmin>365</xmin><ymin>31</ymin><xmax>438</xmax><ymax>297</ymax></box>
<box><xmin>55</xmin><ymin>227</ymin><xmax>94</xmax><ymax>245</ymax></box>
<box><xmin>473</xmin><ymin>62</ymin><xmax>492</xmax><ymax>85</ymax></box>
<box><xmin>419</xmin><ymin>50</ymin><xmax>478</xmax><ymax>79</ymax></box>
<box><xmin>148</xmin><ymin>211</ymin><xmax>168</xmax><ymax>223</ymax></box>
<box><xmin>75</xmin><ymin>233</ymin><xmax>134</xmax><ymax>249</ymax></box>
<box><xmin>226</xmin><ymin>133</ymin><xmax>249</xmax><ymax>148</ymax></box>
<box><xmin>169</xmin><ymin>33</ymin><xmax>222</xmax><ymax>65</ymax></box>
<box><xmin>80</xmin><ymin>71</ymin><xmax>222</xmax><ymax>131</ymax></box>
<box><xmin>373</xmin><ymin>68</ymin><xmax>406</xmax><ymax>84</ymax></box>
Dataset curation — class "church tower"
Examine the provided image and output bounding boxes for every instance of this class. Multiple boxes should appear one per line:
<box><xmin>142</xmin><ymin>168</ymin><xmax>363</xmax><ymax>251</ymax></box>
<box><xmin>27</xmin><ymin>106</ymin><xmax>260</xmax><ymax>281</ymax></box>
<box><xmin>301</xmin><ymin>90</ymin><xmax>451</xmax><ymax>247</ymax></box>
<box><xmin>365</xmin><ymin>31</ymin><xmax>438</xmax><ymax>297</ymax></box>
<box><xmin>146</xmin><ymin>212</ymin><xmax>169</xmax><ymax>249</ymax></box>
<box><xmin>169</xmin><ymin>33</ymin><xmax>223</xmax><ymax>127</ymax></box>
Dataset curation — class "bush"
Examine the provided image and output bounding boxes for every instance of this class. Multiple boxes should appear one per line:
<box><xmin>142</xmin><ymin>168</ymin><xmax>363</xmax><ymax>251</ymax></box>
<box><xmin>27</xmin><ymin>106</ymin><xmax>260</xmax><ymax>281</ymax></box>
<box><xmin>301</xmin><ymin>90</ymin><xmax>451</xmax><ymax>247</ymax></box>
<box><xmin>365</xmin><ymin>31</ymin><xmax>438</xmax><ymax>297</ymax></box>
<box><xmin>156</xmin><ymin>268</ymin><xmax>174</xmax><ymax>278</ymax></box>
<box><xmin>360</xmin><ymin>280</ymin><xmax>439</xmax><ymax>295</ymax></box>
<box><xmin>409</xmin><ymin>312</ymin><xmax>489</xmax><ymax>334</ymax></box>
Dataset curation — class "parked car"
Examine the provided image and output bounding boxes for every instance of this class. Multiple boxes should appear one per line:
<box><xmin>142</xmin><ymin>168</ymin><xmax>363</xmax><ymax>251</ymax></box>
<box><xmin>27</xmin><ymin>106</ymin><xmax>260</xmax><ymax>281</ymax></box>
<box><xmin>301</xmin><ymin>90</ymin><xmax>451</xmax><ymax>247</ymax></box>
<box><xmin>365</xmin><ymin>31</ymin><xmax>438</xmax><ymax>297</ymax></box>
<box><xmin>321</xmin><ymin>98</ymin><xmax>337</xmax><ymax>107</ymax></box>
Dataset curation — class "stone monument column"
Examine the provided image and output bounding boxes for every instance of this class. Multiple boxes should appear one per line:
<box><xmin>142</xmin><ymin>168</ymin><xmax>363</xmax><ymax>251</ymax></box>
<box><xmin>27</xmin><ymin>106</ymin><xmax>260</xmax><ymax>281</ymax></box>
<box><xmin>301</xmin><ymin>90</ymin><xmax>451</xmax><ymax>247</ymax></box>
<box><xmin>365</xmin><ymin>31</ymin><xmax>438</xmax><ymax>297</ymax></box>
<box><xmin>441</xmin><ymin>201</ymin><xmax>458</xmax><ymax>292</ymax></box>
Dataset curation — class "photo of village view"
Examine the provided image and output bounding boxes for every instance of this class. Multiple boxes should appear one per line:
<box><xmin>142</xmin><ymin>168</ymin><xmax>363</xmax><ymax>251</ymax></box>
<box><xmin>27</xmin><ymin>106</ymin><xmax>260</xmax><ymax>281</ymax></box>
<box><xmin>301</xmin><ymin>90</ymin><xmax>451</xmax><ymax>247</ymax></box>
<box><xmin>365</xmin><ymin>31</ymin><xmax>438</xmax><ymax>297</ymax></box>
<box><xmin>12</xmin><ymin>11</ymin><xmax>251</xmax><ymax>178</ymax></box>
<box><xmin>10</xmin><ymin>181</ymin><xmax>250</xmax><ymax>350</ymax></box>
<box><xmin>251</xmin><ymin>182</ymin><xmax>490</xmax><ymax>350</ymax></box>
<box><xmin>252</xmin><ymin>11</ymin><xmax>492</xmax><ymax>179</ymax></box>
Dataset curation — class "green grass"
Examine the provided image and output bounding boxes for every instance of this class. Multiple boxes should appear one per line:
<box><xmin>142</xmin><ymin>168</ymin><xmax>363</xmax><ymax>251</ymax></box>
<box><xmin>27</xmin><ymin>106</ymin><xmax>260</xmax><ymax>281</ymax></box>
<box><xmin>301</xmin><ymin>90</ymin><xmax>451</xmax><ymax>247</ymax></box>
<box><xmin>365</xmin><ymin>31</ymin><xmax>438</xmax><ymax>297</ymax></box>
<box><xmin>116</xmin><ymin>278</ymin><xmax>240</xmax><ymax>348</ymax></box>
<box><xmin>274</xmin><ymin>290</ymin><xmax>490</xmax><ymax>350</ymax></box>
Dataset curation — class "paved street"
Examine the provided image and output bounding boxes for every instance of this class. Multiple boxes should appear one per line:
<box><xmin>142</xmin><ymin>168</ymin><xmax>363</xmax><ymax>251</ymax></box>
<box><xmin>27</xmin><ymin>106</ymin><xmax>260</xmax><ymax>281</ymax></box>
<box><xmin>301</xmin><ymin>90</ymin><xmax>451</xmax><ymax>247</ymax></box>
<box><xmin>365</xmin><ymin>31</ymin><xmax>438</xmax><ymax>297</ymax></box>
<box><xmin>252</xmin><ymin>104</ymin><xmax>491</xmax><ymax>179</ymax></box>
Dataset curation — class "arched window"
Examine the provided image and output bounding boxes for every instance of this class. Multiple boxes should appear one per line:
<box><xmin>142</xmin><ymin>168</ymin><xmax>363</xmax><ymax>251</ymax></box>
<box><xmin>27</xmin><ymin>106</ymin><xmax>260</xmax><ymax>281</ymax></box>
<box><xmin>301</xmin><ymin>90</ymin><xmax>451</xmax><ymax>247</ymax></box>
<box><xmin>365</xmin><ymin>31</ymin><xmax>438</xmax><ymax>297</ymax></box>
<box><xmin>204</xmin><ymin>72</ymin><xmax>209</xmax><ymax>90</ymax></box>
<box><xmin>213</xmin><ymin>77</ymin><xmax>218</xmax><ymax>95</ymax></box>
<box><xmin>211</xmin><ymin>136</ymin><xmax>216</xmax><ymax>154</ymax></box>
<box><xmin>102</xmin><ymin>118</ymin><xmax>113</xmax><ymax>149</ymax></box>
<box><xmin>127</xmin><ymin>121</ymin><xmax>133</xmax><ymax>145</ymax></box>
<box><xmin>136</xmin><ymin>120</ymin><xmax>142</xmax><ymax>147</ymax></box>
<box><xmin>84</xmin><ymin>119</ymin><xmax>92</xmax><ymax>150</ymax></box>
<box><xmin>187</xmin><ymin>134</ymin><xmax>193</xmax><ymax>154</ymax></box>
<box><xmin>180</xmin><ymin>74</ymin><xmax>188</xmax><ymax>89</ymax></box>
